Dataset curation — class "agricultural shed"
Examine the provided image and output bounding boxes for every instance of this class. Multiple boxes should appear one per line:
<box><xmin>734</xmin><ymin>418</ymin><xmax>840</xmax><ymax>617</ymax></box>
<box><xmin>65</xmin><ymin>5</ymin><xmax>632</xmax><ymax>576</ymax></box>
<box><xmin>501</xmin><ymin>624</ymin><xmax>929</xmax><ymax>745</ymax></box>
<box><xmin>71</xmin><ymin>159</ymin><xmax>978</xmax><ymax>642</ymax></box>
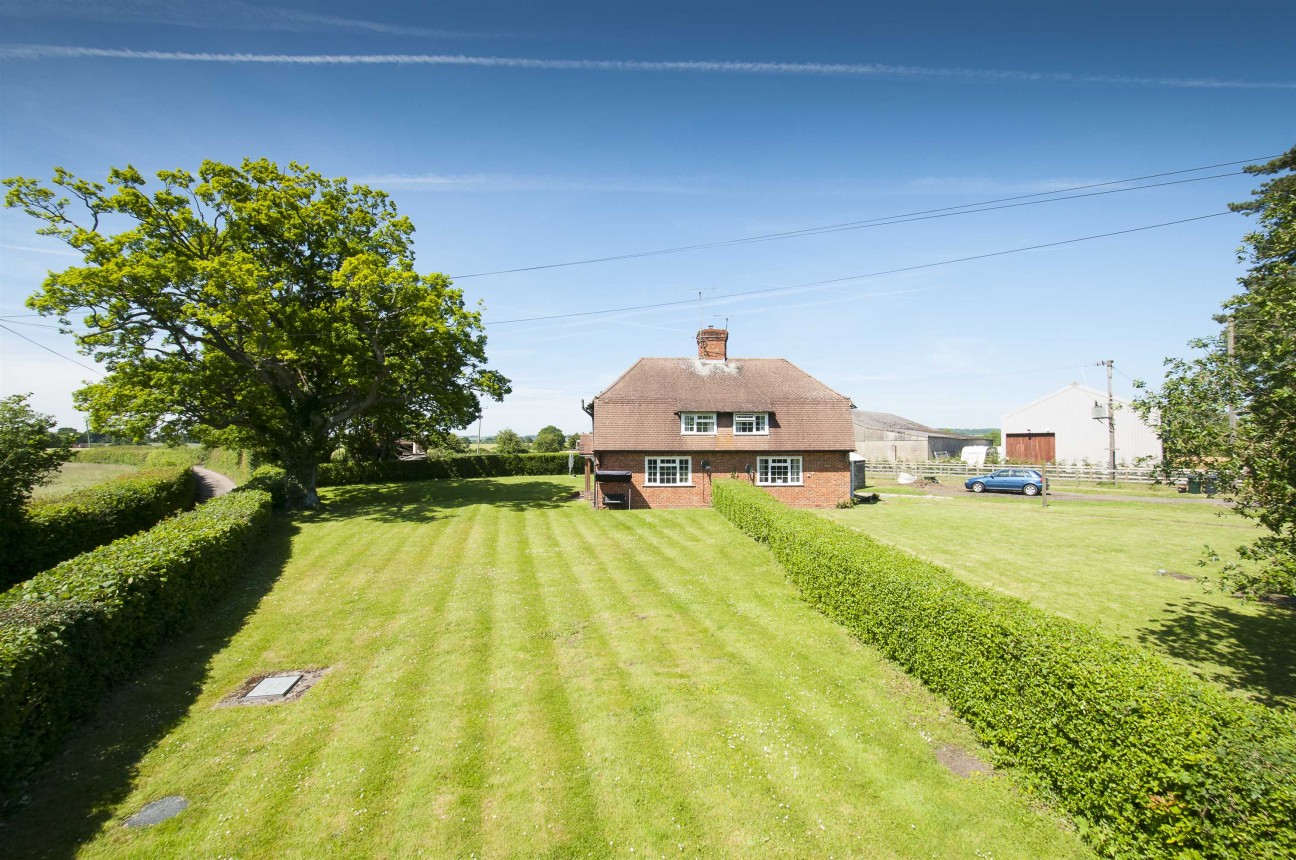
<box><xmin>1001</xmin><ymin>382</ymin><xmax>1161</xmax><ymax>464</ymax></box>
<box><xmin>852</xmin><ymin>411</ymin><xmax>989</xmax><ymax>462</ymax></box>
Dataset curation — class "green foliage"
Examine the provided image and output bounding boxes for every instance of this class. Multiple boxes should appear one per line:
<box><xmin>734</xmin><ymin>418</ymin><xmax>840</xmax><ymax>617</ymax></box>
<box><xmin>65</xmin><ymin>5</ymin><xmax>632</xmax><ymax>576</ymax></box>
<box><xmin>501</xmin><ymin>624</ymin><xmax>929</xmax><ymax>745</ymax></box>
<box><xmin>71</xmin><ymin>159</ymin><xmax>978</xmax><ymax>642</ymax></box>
<box><xmin>711</xmin><ymin>479</ymin><xmax>1296</xmax><ymax>859</ymax></box>
<box><xmin>531</xmin><ymin>425</ymin><xmax>567</xmax><ymax>453</ymax></box>
<box><xmin>7</xmin><ymin>466</ymin><xmax>198</xmax><ymax>588</ymax></box>
<box><xmin>0</xmin><ymin>487</ymin><xmax>272</xmax><ymax>788</ymax></box>
<box><xmin>202</xmin><ymin>448</ymin><xmax>256</xmax><ymax>484</ymax></box>
<box><xmin>316</xmin><ymin>453</ymin><xmax>572</xmax><ymax>486</ymax></box>
<box><xmin>242</xmin><ymin>465</ymin><xmax>304</xmax><ymax>509</ymax></box>
<box><xmin>4</xmin><ymin>159</ymin><xmax>510</xmax><ymax>505</ymax></box>
<box><xmin>492</xmin><ymin>428</ymin><xmax>527</xmax><ymax>455</ymax></box>
<box><xmin>71</xmin><ymin>445</ymin><xmax>206</xmax><ymax>468</ymax></box>
<box><xmin>1134</xmin><ymin>147</ymin><xmax>1296</xmax><ymax>597</ymax></box>
<box><xmin>0</xmin><ymin>394</ymin><xmax>71</xmax><ymax>515</ymax></box>
<box><xmin>0</xmin><ymin>395</ymin><xmax>74</xmax><ymax>575</ymax></box>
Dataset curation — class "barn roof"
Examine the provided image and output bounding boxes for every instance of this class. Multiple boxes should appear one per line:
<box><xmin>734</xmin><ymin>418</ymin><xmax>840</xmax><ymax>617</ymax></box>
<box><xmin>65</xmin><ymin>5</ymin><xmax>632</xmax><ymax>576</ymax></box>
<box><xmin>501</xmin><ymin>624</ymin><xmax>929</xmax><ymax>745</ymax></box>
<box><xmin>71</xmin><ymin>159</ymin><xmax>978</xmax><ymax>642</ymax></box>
<box><xmin>852</xmin><ymin>411</ymin><xmax>987</xmax><ymax>441</ymax></box>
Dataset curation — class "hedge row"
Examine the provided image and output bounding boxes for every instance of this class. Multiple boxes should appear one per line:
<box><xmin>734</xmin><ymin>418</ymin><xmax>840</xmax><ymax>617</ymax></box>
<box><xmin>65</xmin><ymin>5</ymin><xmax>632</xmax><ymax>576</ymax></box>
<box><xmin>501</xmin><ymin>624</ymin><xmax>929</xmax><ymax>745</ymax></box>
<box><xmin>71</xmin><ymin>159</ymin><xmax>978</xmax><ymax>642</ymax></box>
<box><xmin>316</xmin><ymin>452</ymin><xmax>575</xmax><ymax>486</ymax></box>
<box><xmin>202</xmin><ymin>448</ymin><xmax>257</xmax><ymax>485</ymax></box>
<box><xmin>72</xmin><ymin>445</ymin><xmax>208</xmax><ymax>467</ymax></box>
<box><xmin>0</xmin><ymin>481</ymin><xmax>277</xmax><ymax>789</ymax></box>
<box><xmin>6</xmin><ymin>466</ymin><xmax>198</xmax><ymax>587</ymax></box>
<box><xmin>711</xmin><ymin>479</ymin><xmax>1296</xmax><ymax>859</ymax></box>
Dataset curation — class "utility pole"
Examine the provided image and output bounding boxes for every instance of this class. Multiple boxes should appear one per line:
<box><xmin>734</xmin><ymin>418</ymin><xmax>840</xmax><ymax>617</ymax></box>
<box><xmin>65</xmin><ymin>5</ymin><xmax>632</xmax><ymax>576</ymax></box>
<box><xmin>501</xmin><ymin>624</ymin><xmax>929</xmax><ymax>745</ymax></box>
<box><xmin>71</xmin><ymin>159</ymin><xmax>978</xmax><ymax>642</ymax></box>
<box><xmin>476</xmin><ymin>415</ymin><xmax>482</xmax><ymax>454</ymax></box>
<box><xmin>1104</xmin><ymin>359</ymin><xmax>1117</xmax><ymax>485</ymax></box>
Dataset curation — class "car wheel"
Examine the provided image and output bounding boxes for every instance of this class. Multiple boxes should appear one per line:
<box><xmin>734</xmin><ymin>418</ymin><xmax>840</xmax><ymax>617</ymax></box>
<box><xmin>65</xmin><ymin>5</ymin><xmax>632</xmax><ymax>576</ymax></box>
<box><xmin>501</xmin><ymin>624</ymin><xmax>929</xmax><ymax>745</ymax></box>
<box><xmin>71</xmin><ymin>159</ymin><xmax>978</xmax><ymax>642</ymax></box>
<box><xmin>1023</xmin><ymin>483</ymin><xmax>1040</xmax><ymax>496</ymax></box>
<box><xmin>971</xmin><ymin>481</ymin><xmax>986</xmax><ymax>493</ymax></box>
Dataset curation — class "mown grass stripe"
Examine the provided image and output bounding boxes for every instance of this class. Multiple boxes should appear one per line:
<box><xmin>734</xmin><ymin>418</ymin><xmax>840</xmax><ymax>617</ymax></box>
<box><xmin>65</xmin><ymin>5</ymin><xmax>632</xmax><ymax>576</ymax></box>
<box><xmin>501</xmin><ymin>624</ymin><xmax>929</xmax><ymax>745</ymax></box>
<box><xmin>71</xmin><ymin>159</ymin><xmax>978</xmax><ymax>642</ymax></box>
<box><xmin>572</xmin><ymin>510</ymin><xmax>820</xmax><ymax>848</ymax></box>
<box><xmin>482</xmin><ymin>505</ymin><xmax>610</xmax><ymax>857</ymax></box>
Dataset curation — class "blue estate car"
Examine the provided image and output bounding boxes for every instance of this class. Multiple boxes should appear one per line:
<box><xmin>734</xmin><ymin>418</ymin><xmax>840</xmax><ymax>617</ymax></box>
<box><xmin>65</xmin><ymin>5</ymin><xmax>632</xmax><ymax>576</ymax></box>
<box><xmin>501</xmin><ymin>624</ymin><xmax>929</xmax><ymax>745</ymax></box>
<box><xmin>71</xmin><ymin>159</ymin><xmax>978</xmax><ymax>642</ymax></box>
<box><xmin>964</xmin><ymin>468</ymin><xmax>1046</xmax><ymax>496</ymax></box>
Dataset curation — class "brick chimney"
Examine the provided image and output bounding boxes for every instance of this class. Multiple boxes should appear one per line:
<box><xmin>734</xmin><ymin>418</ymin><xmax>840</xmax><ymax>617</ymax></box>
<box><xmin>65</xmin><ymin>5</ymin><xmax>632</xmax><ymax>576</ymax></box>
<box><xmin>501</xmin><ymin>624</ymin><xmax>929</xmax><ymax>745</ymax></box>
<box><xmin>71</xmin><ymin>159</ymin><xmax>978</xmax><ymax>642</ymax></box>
<box><xmin>696</xmin><ymin>327</ymin><xmax>728</xmax><ymax>361</ymax></box>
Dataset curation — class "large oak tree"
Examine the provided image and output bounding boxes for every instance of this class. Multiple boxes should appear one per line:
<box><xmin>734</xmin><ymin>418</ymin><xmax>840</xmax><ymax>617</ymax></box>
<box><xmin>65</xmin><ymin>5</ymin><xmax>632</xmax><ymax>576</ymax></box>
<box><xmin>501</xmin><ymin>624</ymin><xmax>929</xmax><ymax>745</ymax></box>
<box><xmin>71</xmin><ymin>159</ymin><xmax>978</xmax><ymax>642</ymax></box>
<box><xmin>5</xmin><ymin>159</ymin><xmax>509</xmax><ymax>506</ymax></box>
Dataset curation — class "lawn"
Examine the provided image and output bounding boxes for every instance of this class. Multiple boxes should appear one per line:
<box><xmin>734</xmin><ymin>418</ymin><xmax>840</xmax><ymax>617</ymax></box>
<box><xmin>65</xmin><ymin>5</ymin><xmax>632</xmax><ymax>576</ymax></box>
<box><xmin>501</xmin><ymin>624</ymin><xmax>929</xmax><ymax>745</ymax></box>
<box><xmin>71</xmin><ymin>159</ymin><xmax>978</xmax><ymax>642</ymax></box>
<box><xmin>30</xmin><ymin>462</ymin><xmax>142</xmax><ymax>500</ymax></box>
<box><xmin>4</xmin><ymin>476</ymin><xmax>1090</xmax><ymax>859</ymax></box>
<box><xmin>824</xmin><ymin>492</ymin><xmax>1295</xmax><ymax>707</ymax></box>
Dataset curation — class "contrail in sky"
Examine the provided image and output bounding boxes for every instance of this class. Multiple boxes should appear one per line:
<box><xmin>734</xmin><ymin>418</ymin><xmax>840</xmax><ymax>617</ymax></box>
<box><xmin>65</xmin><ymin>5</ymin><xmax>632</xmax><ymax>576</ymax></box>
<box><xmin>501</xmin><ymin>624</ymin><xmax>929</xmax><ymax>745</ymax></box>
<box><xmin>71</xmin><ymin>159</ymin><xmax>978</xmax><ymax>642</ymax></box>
<box><xmin>1</xmin><ymin>45</ymin><xmax>1292</xmax><ymax>89</ymax></box>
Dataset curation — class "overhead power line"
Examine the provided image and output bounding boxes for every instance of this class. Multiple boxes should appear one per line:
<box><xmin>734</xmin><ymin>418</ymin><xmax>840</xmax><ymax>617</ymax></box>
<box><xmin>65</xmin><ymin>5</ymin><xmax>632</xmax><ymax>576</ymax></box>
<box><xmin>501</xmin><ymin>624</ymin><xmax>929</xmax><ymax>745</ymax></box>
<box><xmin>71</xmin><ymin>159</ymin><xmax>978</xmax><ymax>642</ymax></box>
<box><xmin>485</xmin><ymin>211</ymin><xmax>1233</xmax><ymax>325</ymax></box>
<box><xmin>0</xmin><ymin>323</ymin><xmax>103</xmax><ymax>375</ymax></box>
<box><xmin>452</xmin><ymin>155</ymin><xmax>1276</xmax><ymax>279</ymax></box>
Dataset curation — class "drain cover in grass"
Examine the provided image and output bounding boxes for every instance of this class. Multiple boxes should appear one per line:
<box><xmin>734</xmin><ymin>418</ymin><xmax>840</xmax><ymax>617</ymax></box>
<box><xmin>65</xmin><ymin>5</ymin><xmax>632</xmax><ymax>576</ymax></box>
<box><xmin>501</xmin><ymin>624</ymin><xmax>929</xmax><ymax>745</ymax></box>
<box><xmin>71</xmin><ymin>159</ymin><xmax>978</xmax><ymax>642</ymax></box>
<box><xmin>124</xmin><ymin>795</ymin><xmax>187</xmax><ymax>828</ymax></box>
<box><xmin>245</xmin><ymin>673</ymin><xmax>302</xmax><ymax>699</ymax></box>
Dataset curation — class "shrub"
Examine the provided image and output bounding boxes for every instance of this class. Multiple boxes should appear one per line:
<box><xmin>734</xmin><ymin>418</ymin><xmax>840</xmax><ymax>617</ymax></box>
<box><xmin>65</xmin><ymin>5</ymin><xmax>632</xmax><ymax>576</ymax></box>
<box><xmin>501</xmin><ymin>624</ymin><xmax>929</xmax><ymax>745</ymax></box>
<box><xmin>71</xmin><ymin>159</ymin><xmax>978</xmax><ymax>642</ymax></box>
<box><xmin>203</xmin><ymin>447</ymin><xmax>257</xmax><ymax>484</ymax></box>
<box><xmin>73</xmin><ymin>445</ymin><xmax>207</xmax><ymax>468</ymax></box>
<box><xmin>5</xmin><ymin>466</ymin><xmax>198</xmax><ymax>587</ymax></box>
<box><xmin>316</xmin><ymin>452</ymin><xmax>573</xmax><ymax>486</ymax></box>
<box><xmin>243</xmin><ymin>465</ymin><xmax>304</xmax><ymax>509</ymax></box>
<box><xmin>711</xmin><ymin>479</ymin><xmax>1296</xmax><ymax>860</ymax></box>
<box><xmin>0</xmin><ymin>487</ymin><xmax>273</xmax><ymax>788</ymax></box>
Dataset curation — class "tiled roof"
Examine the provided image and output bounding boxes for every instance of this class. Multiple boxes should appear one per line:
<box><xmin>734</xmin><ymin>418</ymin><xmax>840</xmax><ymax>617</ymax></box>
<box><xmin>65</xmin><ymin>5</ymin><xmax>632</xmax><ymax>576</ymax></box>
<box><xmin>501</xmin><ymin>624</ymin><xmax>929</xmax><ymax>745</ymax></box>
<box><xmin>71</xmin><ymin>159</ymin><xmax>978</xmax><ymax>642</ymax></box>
<box><xmin>592</xmin><ymin>358</ymin><xmax>854</xmax><ymax>451</ymax></box>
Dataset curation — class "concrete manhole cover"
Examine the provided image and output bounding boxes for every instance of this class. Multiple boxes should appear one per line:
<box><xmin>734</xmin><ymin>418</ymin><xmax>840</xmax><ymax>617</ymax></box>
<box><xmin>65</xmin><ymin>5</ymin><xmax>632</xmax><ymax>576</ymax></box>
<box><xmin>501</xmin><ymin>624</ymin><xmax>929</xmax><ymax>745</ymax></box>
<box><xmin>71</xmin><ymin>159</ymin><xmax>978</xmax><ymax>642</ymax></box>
<box><xmin>217</xmin><ymin>667</ymin><xmax>330</xmax><ymax>707</ymax></box>
<box><xmin>124</xmin><ymin>795</ymin><xmax>187</xmax><ymax>828</ymax></box>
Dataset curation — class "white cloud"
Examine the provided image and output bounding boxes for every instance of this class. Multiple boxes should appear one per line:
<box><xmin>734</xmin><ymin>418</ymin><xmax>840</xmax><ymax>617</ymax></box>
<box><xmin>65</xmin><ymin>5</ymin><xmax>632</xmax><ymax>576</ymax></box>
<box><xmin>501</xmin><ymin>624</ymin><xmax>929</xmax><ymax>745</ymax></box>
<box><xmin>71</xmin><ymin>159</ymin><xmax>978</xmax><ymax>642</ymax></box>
<box><xmin>2</xmin><ymin>45</ymin><xmax>1292</xmax><ymax>89</ymax></box>
<box><xmin>356</xmin><ymin>173</ymin><xmax>705</xmax><ymax>194</ymax></box>
<box><xmin>0</xmin><ymin>1</ymin><xmax>495</xmax><ymax>39</ymax></box>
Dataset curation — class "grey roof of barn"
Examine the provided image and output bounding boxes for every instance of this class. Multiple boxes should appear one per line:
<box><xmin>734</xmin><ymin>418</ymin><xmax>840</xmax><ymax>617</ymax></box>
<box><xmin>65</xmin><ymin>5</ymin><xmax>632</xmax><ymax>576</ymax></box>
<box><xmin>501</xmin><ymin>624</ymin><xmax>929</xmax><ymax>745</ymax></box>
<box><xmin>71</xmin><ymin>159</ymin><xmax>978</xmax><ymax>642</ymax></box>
<box><xmin>852</xmin><ymin>410</ymin><xmax>988</xmax><ymax>441</ymax></box>
<box><xmin>591</xmin><ymin>357</ymin><xmax>855</xmax><ymax>451</ymax></box>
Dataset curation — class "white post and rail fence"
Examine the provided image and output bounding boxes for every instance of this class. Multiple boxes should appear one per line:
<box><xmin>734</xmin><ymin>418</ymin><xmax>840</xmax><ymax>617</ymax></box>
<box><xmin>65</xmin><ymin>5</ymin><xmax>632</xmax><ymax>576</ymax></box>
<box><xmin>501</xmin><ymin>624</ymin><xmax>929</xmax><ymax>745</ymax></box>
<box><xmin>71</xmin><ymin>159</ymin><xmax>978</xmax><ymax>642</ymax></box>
<box><xmin>859</xmin><ymin>459</ymin><xmax>1201</xmax><ymax>487</ymax></box>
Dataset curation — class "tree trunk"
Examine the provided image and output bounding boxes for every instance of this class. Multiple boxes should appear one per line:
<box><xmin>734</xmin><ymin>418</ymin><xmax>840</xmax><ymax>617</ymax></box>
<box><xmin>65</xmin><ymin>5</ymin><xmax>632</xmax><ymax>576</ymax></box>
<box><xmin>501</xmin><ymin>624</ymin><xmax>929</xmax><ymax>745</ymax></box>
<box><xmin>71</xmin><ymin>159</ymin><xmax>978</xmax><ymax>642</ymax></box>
<box><xmin>281</xmin><ymin>445</ymin><xmax>320</xmax><ymax>509</ymax></box>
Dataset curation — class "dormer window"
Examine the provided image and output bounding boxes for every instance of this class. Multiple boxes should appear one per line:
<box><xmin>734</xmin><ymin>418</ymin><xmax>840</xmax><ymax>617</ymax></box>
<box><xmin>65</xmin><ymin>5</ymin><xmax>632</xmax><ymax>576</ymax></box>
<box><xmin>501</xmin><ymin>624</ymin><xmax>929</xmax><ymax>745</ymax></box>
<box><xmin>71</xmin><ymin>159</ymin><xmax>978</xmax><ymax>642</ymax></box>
<box><xmin>680</xmin><ymin>412</ymin><xmax>716</xmax><ymax>434</ymax></box>
<box><xmin>733</xmin><ymin>413</ymin><xmax>769</xmax><ymax>435</ymax></box>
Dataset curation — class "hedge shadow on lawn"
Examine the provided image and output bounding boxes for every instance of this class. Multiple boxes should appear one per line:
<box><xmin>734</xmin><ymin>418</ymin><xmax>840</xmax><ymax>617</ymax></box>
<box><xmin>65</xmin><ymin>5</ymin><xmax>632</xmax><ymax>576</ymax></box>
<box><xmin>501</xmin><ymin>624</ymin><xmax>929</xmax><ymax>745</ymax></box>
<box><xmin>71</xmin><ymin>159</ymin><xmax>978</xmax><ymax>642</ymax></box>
<box><xmin>0</xmin><ymin>517</ymin><xmax>297</xmax><ymax>858</ymax></box>
<box><xmin>304</xmin><ymin>477</ymin><xmax>579</xmax><ymax>524</ymax></box>
<box><xmin>1137</xmin><ymin>598</ymin><xmax>1296</xmax><ymax>708</ymax></box>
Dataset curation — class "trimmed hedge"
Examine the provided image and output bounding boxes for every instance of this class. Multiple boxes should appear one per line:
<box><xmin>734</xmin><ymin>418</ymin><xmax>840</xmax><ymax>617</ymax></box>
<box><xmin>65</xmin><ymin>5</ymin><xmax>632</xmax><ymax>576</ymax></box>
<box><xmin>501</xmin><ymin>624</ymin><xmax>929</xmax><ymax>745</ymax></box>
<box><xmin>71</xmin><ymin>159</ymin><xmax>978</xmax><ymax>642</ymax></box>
<box><xmin>316</xmin><ymin>452</ymin><xmax>574</xmax><ymax>486</ymax></box>
<box><xmin>72</xmin><ymin>445</ymin><xmax>208</xmax><ymax>467</ymax></box>
<box><xmin>203</xmin><ymin>448</ymin><xmax>256</xmax><ymax>485</ymax></box>
<box><xmin>0</xmin><ymin>486</ymin><xmax>273</xmax><ymax>789</ymax></box>
<box><xmin>711</xmin><ymin>479</ymin><xmax>1296</xmax><ymax>860</ymax></box>
<box><xmin>8</xmin><ymin>466</ymin><xmax>198</xmax><ymax>586</ymax></box>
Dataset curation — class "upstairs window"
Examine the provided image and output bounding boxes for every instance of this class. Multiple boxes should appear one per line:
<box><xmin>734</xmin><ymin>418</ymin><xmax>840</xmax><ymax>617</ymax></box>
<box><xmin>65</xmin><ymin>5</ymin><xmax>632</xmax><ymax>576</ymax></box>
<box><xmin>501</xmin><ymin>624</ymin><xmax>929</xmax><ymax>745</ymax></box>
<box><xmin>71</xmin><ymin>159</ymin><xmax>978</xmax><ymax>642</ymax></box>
<box><xmin>757</xmin><ymin>456</ymin><xmax>802</xmax><ymax>486</ymax></box>
<box><xmin>680</xmin><ymin>412</ymin><xmax>716</xmax><ymax>434</ymax></box>
<box><xmin>733</xmin><ymin>413</ymin><xmax>769</xmax><ymax>435</ymax></box>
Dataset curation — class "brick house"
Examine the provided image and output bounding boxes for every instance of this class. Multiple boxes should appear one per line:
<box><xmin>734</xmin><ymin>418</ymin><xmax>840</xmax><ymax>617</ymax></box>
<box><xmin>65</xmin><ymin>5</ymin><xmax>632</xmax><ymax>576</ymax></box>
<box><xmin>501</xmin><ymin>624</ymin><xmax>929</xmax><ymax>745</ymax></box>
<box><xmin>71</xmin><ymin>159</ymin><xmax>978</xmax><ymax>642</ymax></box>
<box><xmin>579</xmin><ymin>329</ymin><xmax>855</xmax><ymax>509</ymax></box>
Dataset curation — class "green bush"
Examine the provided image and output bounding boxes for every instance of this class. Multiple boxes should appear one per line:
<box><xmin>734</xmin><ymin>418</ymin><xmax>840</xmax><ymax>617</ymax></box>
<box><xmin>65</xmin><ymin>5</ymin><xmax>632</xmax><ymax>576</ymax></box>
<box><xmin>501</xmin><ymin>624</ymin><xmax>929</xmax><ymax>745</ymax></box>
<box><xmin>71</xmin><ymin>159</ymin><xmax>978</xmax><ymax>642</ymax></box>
<box><xmin>0</xmin><ymin>487</ymin><xmax>273</xmax><ymax>788</ymax></box>
<box><xmin>243</xmin><ymin>465</ymin><xmax>304</xmax><ymax>509</ymax></box>
<box><xmin>203</xmin><ymin>448</ymin><xmax>256</xmax><ymax>484</ymax></box>
<box><xmin>73</xmin><ymin>445</ymin><xmax>207</xmax><ymax>468</ymax></box>
<box><xmin>711</xmin><ymin>479</ymin><xmax>1296</xmax><ymax>860</ymax></box>
<box><xmin>7</xmin><ymin>466</ymin><xmax>198</xmax><ymax>587</ymax></box>
<box><xmin>316</xmin><ymin>452</ymin><xmax>574</xmax><ymax>486</ymax></box>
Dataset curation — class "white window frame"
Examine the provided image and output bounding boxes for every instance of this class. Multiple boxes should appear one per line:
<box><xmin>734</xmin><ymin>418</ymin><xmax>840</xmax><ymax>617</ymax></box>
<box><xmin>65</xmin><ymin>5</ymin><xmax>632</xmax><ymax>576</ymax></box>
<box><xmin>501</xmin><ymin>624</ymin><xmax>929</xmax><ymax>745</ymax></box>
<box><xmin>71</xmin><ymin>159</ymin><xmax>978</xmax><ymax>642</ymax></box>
<box><xmin>757</xmin><ymin>456</ymin><xmax>803</xmax><ymax>486</ymax></box>
<box><xmin>680</xmin><ymin>412</ymin><xmax>716</xmax><ymax>435</ymax></box>
<box><xmin>645</xmin><ymin>456</ymin><xmax>692</xmax><ymax>486</ymax></box>
<box><xmin>733</xmin><ymin>412</ymin><xmax>769</xmax><ymax>435</ymax></box>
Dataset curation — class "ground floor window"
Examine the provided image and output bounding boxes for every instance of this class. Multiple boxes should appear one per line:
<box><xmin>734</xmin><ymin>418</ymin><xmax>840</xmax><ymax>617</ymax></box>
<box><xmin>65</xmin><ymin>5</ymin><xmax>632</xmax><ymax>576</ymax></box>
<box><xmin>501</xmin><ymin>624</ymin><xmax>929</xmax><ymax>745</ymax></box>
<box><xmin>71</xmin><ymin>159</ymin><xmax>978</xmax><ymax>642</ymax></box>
<box><xmin>757</xmin><ymin>456</ymin><xmax>802</xmax><ymax>485</ymax></box>
<box><xmin>645</xmin><ymin>456</ymin><xmax>692</xmax><ymax>486</ymax></box>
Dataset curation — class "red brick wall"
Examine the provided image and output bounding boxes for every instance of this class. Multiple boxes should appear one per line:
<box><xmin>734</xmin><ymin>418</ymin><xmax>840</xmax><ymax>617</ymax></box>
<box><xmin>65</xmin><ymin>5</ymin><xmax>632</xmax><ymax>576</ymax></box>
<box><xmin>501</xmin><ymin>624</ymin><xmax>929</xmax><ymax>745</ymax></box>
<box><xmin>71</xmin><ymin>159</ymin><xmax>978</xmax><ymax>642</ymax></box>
<box><xmin>593</xmin><ymin>450</ymin><xmax>850</xmax><ymax>509</ymax></box>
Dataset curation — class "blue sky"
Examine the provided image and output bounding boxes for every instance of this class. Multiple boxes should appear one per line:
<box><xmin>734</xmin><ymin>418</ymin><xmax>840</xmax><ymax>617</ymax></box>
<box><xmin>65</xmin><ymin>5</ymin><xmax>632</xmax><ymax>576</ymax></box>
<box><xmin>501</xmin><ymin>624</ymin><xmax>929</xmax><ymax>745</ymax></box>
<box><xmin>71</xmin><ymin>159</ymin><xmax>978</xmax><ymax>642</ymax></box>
<box><xmin>1</xmin><ymin>1</ymin><xmax>1293</xmax><ymax>436</ymax></box>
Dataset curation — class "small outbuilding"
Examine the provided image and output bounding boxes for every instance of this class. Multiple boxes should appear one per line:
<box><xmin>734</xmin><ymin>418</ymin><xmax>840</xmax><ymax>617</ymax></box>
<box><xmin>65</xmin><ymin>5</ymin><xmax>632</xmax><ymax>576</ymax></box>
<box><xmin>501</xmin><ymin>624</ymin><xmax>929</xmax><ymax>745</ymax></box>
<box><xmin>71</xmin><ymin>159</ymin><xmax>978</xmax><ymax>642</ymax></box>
<box><xmin>852</xmin><ymin>411</ymin><xmax>989</xmax><ymax>462</ymax></box>
<box><xmin>1001</xmin><ymin>382</ymin><xmax>1161</xmax><ymax>464</ymax></box>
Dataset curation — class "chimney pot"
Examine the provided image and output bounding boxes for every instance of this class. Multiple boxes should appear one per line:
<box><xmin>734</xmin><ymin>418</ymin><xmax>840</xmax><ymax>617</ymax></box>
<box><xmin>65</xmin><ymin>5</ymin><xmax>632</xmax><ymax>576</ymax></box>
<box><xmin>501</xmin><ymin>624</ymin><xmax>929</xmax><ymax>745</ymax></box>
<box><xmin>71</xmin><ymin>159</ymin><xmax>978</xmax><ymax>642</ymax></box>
<box><xmin>696</xmin><ymin>327</ymin><xmax>728</xmax><ymax>361</ymax></box>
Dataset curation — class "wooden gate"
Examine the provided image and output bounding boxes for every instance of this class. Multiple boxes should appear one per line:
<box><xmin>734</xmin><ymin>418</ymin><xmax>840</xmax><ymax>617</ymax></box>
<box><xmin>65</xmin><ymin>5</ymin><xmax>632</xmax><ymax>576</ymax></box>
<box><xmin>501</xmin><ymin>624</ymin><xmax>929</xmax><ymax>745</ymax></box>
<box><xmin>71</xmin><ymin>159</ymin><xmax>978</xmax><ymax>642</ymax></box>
<box><xmin>1005</xmin><ymin>432</ymin><xmax>1056</xmax><ymax>463</ymax></box>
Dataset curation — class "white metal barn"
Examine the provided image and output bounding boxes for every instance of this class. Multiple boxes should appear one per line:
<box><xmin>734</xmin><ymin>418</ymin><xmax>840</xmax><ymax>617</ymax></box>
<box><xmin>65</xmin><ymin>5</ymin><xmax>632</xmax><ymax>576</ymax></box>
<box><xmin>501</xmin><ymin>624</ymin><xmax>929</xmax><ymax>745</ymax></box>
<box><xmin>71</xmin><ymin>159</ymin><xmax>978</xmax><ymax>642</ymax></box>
<box><xmin>1001</xmin><ymin>383</ymin><xmax>1162</xmax><ymax>465</ymax></box>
